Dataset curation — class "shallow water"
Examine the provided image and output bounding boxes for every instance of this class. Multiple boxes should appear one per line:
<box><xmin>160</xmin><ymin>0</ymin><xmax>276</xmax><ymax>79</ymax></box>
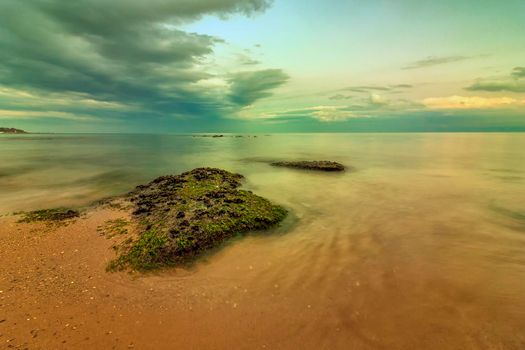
<box><xmin>1</xmin><ymin>132</ymin><xmax>525</xmax><ymax>348</ymax></box>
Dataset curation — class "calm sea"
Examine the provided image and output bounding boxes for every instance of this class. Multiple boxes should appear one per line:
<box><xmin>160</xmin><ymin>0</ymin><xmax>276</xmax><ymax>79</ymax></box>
<box><xmin>1</xmin><ymin>132</ymin><xmax>525</xmax><ymax>348</ymax></box>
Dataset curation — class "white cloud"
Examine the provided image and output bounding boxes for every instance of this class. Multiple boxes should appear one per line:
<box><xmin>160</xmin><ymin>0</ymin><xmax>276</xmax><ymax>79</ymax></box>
<box><xmin>306</xmin><ymin>106</ymin><xmax>357</xmax><ymax>122</ymax></box>
<box><xmin>423</xmin><ymin>95</ymin><xmax>525</xmax><ymax>109</ymax></box>
<box><xmin>369</xmin><ymin>93</ymin><xmax>389</xmax><ymax>106</ymax></box>
<box><xmin>0</xmin><ymin>109</ymin><xmax>98</xmax><ymax>121</ymax></box>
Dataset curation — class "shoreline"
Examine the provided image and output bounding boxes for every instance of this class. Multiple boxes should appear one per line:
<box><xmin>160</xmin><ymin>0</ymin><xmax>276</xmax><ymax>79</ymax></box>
<box><xmin>0</xmin><ymin>206</ymin><xmax>274</xmax><ymax>349</ymax></box>
<box><xmin>3</xmin><ymin>200</ymin><xmax>524</xmax><ymax>350</ymax></box>
<box><xmin>0</xmin><ymin>204</ymin><xmax>332</xmax><ymax>350</ymax></box>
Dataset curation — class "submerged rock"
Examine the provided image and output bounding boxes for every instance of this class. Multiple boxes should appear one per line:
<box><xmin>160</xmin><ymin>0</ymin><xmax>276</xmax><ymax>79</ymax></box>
<box><xmin>271</xmin><ymin>160</ymin><xmax>345</xmax><ymax>172</ymax></box>
<box><xmin>192</xmin><ymin>134</ymin><xmax>224</xmax><ymax>138</ymax></box>
<box><xmin>19</xmin><ymin>208</ymin><xmax>79</xmax><ymax>222</ymax></box>
<box><xmin>109</xmin><ymin>168</ymin><xmax>287</xmax><ymax>271</ymax></box>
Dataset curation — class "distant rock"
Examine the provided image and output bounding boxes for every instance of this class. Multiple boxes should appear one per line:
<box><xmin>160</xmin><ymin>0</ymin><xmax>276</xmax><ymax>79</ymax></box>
<box><xmin>192</xmin><ymin>134</ymin><xmax>224</xmax><ymax>138</ymax></box>
<box><xmin>271</xmin><ymin>161</ymin><xmax>345</xmax><ymax>172</ymax></box>
<box><xmin>192</xmin><ymin>134</ymin><xmax>259</xmax><ymax>138</ymax></box>
<box><xmin>0</xmin><ymin>127</ymin><xmax>28</xmax><ymax>134</ymax></box>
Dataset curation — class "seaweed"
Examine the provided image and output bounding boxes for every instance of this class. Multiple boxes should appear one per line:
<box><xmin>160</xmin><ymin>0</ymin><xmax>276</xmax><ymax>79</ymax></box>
<box><xmin>109</xmin><ymin>168</ymin><xmax>287</xmax><ymax>271</ymax></box>
<box><xmin>19</xmin><ymin>208</ymin><xmax>79</xmax><ymax>223</ymax></box>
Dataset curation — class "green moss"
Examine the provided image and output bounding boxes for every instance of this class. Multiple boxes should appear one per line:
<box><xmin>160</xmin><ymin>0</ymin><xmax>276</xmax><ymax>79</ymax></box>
<box><xmin>109</xmin><ymin>168</ymin><xmax>287</xmax><ymax>271</ymax></box>
<box><xmin>107</xmin><ymin>229</ymin><xmax>167</xmax><ymax>271</ymax></box>
<box><xmin>19</xmin><ymin>208</ymin><xmax>79</xmax><ymax>223</ymax></box>
<box><xmin>97</xmin><ymin>218</ymin><xmax>129</xmax><ymax>238</ymax></box>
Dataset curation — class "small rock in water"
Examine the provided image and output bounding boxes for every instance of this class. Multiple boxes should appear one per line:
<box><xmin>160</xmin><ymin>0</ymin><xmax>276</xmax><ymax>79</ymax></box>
<box><xmin>270</xmin><ymin>160</ymin><xmax>345</xmax><ymax>172</ymax></box>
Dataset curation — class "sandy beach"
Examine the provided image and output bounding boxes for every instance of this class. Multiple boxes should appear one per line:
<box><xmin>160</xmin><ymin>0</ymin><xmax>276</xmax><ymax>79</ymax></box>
<box><xmin>1</xmin><ymin>206</ymin><xmax>297</xmax><ymax>349</ymax></box>
<box><xmin>3</xmin><ymin>204</ymin><xmax>360</xmax><ymax>350</ymax></box>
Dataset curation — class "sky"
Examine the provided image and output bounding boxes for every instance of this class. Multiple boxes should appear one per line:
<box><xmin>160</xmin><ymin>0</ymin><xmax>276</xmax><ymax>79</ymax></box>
<box><xmin>0</xmin><ymin>0</ymin><xmax>524</xmax><ymax>133</ymax></box>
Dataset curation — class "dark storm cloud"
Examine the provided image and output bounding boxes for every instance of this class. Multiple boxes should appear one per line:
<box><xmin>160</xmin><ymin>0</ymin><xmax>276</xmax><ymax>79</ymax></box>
<box><xmin>228</xmin><ymin>69</ymin><xmax>289</xmax><ymax>106</ymax></box>
<box><xmin>36</xmin><ymin>0</ymin><xmax>271</xmax><ymax>30</ymax></box>
<box><xmin>0</xmin><ymin>0</ymin><xmax>277</xmax><ymax>121</ymax></box>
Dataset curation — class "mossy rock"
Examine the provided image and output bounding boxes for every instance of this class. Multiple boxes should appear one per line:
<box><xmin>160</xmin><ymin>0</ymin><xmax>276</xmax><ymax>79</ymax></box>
<box><xmin>271</xmin><ymin>160</ymin><xmax>345</xmax><ymax>171</ymax></box>
<box><xmin>19</xmin><ymin>208</ymin><xmax>80</xmax><ymax>223</ymax></box>
<box><xmin>109</xmin><ymin>168</ymin><xmax>287</xmax><ymax>271</ymax></box>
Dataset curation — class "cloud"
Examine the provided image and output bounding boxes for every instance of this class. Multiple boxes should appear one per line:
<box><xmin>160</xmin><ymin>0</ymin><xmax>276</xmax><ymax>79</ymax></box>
<box><xmin>391</xmin><ymin>84</ymin><xmax>413</xmax><ymax>89</ymax></box>
<box><xmin>511</xmin><ymin>67</ymin><xmax>525</xmax><ymax>78</ymax></box>
<box><xmin>0</xmin><ymin>87</ymin><xmax>126</xmax><ymax>110</ymax></box>
<box><xmin>0</xmin><ymin>86</ymin><xmax>131</xmax><ymax>123</ymax></box>
<box><xmin>328</xmin><ymin>94</ymin><xmax>353</xmax><ymax>100</ymax></box>
<box><xmin>0</xmin><ymin>109</ymin><xmax>98</xmax><ymax>121</ymax></box>
<box><xmin>341</xmin><ymin>84</ymin><xmax>413</xmax><ymax>93</ymax></box>
<box><xmin>250</xmin><ymin>106</ymin><xmax>358</xmax><ymax>122</ymax></box>
<box><xmin>402</xmin><ymin>55</ymin><xmax>476</xmax><ymax>69</ymax></box>
<box><xmin>0</xmin><ymin>0</ymin><xmax>274</xmax><ymax>123</ymax></box>
<box><xmin>237</xmin><ymin>53</ymin><xmax>261</xmax><ymax>66</ymax></box>
<box><xmin>423</xmin><ymin>95</ymin><xmax>525</xmax><ymax>109</ymax></box>
<box><xmin>467</xmin><ymin>80</ymin><xmax>525</xmax><ymax>93</ymax></box>
<box><xmin>311</xmin><ymin>106</ymin><xmax>359</xmax><ymax>122</ymax></box>
<box><xmin>369</xmin><ymin>93</ymin><xmax>389</xmax><ymax>106</ymax></box>
<box><xmin>252</xmin><ymin>94</ymin><xmax>423</xmax><ymax>122</ymax></box>
<box><xmin>243</xmin><ymin>90</ymin><xmax>525</xmax><ymax>124</ymax></box>
<box><xmin>304</xmin><ymin>106</ymin><xmax>357</xmax><ymax>122</ymax></box>
<box><xmin>342</xmin><ymin>85</ymin><xmax>391</xmax><ymax>93</ymax></box>
<box><xmin>228</xmin><ymin>69</ymin><xmax>289</xmax><ymax>106</ymax></box>
<box><xmin>466</xmin><ymin>67</ymin><xmax>525</xmax><ymax>92</ymax></box>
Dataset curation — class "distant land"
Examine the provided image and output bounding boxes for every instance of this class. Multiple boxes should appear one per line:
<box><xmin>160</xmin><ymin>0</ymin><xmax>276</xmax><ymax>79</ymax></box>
<box><xmin>0</xmin><ymin>127</ymin><xmax>28</xmax><ymax>134</ymax></box>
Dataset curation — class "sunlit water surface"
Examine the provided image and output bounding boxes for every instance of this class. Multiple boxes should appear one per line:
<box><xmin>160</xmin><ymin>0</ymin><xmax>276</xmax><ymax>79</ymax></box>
<box><xmin>1</xmin><ymin>133</ymin><xmax>525</xmax><ymax>349</ymax></box>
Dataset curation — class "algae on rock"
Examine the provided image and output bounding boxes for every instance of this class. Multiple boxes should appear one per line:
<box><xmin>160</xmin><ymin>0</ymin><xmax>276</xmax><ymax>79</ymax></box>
<box><xmin>19</xmin><ymin>208</ymin><xmax>80</xmax><ymax>223</ymax></box>
<box><xmin>109</xmin><ymin>168</ymin><xmax>287</xmax><ymax>271</ymax></box>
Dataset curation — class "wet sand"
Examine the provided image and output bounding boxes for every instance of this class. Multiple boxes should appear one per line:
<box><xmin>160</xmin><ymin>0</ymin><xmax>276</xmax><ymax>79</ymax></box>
<box><xmin>2</xmin><ymin>196</ymin><xmax>525</xmax><ymax>349</ymax></box>
<box><xmin>1</xmin><ymin>208</ymin><xmax>285</xmax><ymax>349</ymax></box>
